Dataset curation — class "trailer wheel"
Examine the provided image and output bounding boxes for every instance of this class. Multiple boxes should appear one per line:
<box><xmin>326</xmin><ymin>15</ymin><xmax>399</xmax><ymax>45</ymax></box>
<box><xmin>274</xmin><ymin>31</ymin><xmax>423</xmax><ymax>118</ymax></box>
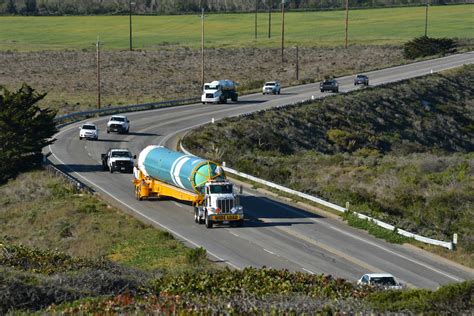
<box><xmin>135</xmin><ymin>187</ymin><xmax>143</xmax><ymax>201</ymax></box>
<box><xmin>236</xmin><ymin>219</ymin><xmax>244</xmax><ymax>227</ymax></box>
<box><xmin>205</xmin><ymin>211</ymin><xmax>213</xmax><ymax>228</ymax></box>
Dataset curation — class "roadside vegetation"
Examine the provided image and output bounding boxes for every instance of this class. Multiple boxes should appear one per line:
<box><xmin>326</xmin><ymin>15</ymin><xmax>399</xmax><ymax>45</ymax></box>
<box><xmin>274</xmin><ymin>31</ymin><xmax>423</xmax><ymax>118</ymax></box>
<box><xmin>2</xmin><ymin>240</ymin><xmax>472</xmax><ymax>313</ymax></box>
<box><xmin>0</xmin><ymin>170</ymin><xmax>211</xmax><ymax>273</ymax></box>
<box><xmin>184</xmin><ymin>66</ymin><xmax>474</xmax><ymax>266</ymax></box>
<box><xmin>0</xmin><ymin>0</ymin><xmax>468</xmax><ymax>15</ymax></box>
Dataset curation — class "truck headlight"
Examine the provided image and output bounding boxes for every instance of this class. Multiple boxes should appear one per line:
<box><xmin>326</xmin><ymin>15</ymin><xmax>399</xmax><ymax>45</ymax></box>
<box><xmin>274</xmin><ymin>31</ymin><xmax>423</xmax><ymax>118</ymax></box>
<box><xmin>231</xmin><ymin>206</ymin><xmax>243</xmax><ymax>214</ymax></box>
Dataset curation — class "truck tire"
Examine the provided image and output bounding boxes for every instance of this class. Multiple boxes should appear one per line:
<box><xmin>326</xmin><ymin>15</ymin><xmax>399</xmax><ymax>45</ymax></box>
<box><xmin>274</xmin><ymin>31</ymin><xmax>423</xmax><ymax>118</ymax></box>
<box><xmin>205</xmin><ymin>211</ymin><xmax>213</xmax><ymax>228</ymax></box>
<box><xmin>107</xmin><ymin>129</ymin><xmax>110</xmax><ymax>134</ymax></box>
<box><xmin>236</xmin><ymin>219</ymin><xmax>244</xmax><ymax>227</ymax></box>
<box><xmin>194</xmin><ymin>207</ymin><xmax>199</xmax><ymax>223</ymax></box>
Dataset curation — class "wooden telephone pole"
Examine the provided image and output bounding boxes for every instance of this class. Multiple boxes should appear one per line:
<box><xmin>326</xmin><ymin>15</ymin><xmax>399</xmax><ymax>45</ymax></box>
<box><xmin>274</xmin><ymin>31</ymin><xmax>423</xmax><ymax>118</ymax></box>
<box><xmin>281</xmin><ymin>0</ymin><xmax>285</xmax><ymax>63</ymax></box>
<box><xmin>201</xmin><ymin>8</ymin><xmax>205</xmax><ymax>88</ymax></box>
<box><xmin>345</xmin><ymin>0</ymin><xmax>349</xmax><ymax>48</ymax></box>
<box><xmin>96</xmin><ymin>37</ymin><xmax>101</xmax><ymax>109</ymax></box>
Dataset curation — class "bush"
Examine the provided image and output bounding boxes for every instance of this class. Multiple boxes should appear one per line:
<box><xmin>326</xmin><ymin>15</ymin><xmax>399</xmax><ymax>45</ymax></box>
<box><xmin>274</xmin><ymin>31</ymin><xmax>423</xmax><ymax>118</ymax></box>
<box><xmin>404</xmin><ymin>36</ymin><xmax>456</xmax><ymax>59</ymax></box>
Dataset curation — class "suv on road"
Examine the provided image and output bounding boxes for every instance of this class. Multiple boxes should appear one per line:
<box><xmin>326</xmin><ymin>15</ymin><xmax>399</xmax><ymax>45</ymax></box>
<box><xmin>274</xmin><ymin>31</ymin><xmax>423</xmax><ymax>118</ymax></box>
<box><xmin>262</xmin><ymin>81</ymin><xmax>281</xmax><ymax>95</ymax></box>
<box><xmin>107</xmin><ymin>115</ymin><xmax>130</xmax><ymax>134</ymax></box>
<box><xmin>320</xmin><ymin>79</ymin><xmax>339</xmax><ymax>93</ymax></box>
<box><xmin>354</xmin><ymin>74</ymin><xmax>369</xmax><ymax>86</ymax></box>
<box><xmin>357</xmin><ymin>273</ymin><xmax>403</xmax><ymax>290</ymax></box>
<box><xmin>79</xmin><ymin>123</ymin><xmax>98</xmax><ymax>140</ymax></box>
<box><xmin>101</xmin><ymin>148</ymin><xmax>135</xmax><ymax>173</ymax></box>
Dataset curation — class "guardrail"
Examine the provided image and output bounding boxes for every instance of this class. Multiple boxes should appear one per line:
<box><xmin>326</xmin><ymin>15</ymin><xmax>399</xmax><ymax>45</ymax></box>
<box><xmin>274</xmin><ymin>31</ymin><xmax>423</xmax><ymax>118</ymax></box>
<box><xmin>180</xmin><ymin>143</ymin><xmax>455</xmax><ymax>251</ymax></box>
<box><xmin>54</xmin><ymin>97</ymin><xmax>199</xmax><ymax>125</ymax></box>
<box><xmin>44</xmin><ymin>163</ymin><xmax>94</xmax><ymax>194</ymax></box>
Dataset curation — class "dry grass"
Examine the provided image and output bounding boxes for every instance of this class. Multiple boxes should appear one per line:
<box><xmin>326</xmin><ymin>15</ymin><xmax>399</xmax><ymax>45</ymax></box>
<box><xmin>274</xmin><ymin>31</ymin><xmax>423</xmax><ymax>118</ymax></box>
<box><xmin>0</xmin><ymin>170</ymin><xmax>213</xmax><ymax>273</ymax></box>
<box><xmin>0</xmin><ymin>45</ymin><xmax>405</xmax><ymax>114</ymax></box>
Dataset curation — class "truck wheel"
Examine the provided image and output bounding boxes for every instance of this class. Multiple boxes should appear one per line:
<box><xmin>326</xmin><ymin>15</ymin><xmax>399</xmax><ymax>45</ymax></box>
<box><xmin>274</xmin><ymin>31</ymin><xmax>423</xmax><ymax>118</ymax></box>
<box><xmin>107</xmin><ymin>129</ymin><xmax>110</xmax><ymax>134</ymax></box>
<box><xmin>236</xmin><ymin>219</ymin><xmax>244</xmax><ymax>227</ymax></box>
<box><xmin>109</xmin><ymin>168</ymin><xmax>113</xmax><ymax>173</ymax></box>
<box><xmin>205</xmin><ymin>212</ymin><xmax>213</xmax><ymax>228</ymax></box>
<box><xmin>194</xmin><ymin>207</ymin><xmax>199</xmax><ymax>224</ymax></box>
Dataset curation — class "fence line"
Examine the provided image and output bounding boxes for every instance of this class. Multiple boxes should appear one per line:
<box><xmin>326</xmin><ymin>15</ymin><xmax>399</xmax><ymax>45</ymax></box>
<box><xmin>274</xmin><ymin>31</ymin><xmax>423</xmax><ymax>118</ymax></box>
<box><xmin>180</xmin><ymin>143</ymin><xmax>455</xmax><ymax>250</ymax></box>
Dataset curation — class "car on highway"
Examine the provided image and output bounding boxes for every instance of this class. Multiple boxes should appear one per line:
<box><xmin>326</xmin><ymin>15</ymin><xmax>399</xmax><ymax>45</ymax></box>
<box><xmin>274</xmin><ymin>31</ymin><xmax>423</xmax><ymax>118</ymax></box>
<box><xmin>79</xmin><ymin>122</ymin><xmax>98</xmax><ymax>140</ymax></box>
<box><xmin>320</xmin><ymin>79</ymin><xmax>339</xmax><ymax>93</ymax></box>
<box><xmin>101</xmin><ymin>148</ymin><xmax>135</xmax><ymax>173</ymax></box>
<box><xmin>262</xmin><ymin>81</ymin><xmax>281</xmax><ymax>95</ymax></box>
<box><xmin>107</xmin><ymin>115</ymin><xmax>130</xmax><ymax>134</ymax></box>
<box><xmin>354</xmin><ymin>74</ymin><xmax>369</xmax><ymax>86</ymax></box>
<box><xmin>357</xmin><ymin>273</ymin><xmax>403</xmax><ymax>290</ymax></box>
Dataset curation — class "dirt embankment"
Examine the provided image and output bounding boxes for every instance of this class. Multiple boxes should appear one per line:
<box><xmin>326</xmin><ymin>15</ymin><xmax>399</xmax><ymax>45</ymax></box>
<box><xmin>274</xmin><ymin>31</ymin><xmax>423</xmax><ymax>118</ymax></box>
<box><xmin>0</xmin><ymin>46</ymin><xmax>404</xmax><ymax>114</ymax></box>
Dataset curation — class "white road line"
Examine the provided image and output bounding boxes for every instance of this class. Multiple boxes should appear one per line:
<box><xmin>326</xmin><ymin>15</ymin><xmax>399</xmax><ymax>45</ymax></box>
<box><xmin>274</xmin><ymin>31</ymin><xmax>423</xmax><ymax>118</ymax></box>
<box><xmin>48</xmin><ymin>144</ymin><xmax>241</xmax><ymax>271</ymax></box>
<box><xmin>229</xmin><ymin>231</ymin><xmax>240</xmax><ymax>237</ymax></box>
<box><xmin>172</xmin><ymin>201</ymin><xmax>185</xmax><ymax>208</ymax></box>
<box><xmin>263</xmin><ymin>248</ymin><xmax>275</xmax><ymax>255</ymax></box>
<box><xmin>302</xmin><ymin>268</ymin><xmax>315</xmax><ymax>275</ymax></box>
<box><xmin>263</xmin><ymin>198</ymin><xmax>463</xmax><ymax>282</ymax></box>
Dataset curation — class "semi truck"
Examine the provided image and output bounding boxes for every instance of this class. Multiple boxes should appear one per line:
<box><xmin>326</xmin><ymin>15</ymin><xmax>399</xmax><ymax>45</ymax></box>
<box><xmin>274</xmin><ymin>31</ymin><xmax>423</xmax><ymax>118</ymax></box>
<box><xmin>201</xmin><ymin>79</ymin><xmax>238</xmax><ymax>104</ymax></box>
<box><xmin>133</xmin><ymin>146</ymin><xmax>244</xmax><ymax>228</ymax></box>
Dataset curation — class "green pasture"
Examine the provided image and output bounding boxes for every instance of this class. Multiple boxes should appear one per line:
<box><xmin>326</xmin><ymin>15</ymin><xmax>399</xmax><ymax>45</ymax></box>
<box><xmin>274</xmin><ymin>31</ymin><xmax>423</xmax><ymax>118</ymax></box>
<box><xmin>0</xmin><ymin>5</ymin><xmax>472</xmax><ymax>51</ymax></box>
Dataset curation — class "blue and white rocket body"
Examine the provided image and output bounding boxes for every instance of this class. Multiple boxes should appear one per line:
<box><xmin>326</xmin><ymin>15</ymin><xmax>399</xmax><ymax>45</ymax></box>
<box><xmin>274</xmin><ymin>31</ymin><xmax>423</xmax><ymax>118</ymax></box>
<box><xmin>136</xmin><ymin>146</ymin><xmax>224</xmax><ymax>194</ymax></box>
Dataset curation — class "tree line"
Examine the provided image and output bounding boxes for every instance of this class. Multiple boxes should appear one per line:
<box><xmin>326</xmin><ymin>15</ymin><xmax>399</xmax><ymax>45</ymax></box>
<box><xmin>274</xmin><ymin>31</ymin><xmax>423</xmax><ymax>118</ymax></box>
<box><xmin>0</xmin><ymin>0</ymin><xmax>468</xmax><ymax>15</ymax></box>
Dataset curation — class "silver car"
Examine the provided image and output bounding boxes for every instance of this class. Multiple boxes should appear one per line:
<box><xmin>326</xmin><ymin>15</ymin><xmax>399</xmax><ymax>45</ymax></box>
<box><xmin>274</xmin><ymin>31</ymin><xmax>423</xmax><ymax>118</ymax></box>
<box><xmin>358</xmin><ymin>273</ymin><xmax>403</xmax><ymax>290</ymax></box>
<box><xmin>262</xmin><ymin>81</ymin><xmax>281</xmax><ymax>95</ymax></box>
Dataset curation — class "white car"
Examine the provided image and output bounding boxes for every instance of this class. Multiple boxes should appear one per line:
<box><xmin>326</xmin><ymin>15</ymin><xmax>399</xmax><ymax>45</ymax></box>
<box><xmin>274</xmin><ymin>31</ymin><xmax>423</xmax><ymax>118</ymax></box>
<box><xmin>357</xmin><ymin>273</ymin><xmax>403</xmax><ymax>290</ymax></box>
<box><xmin>262</xmin><ymin>81</ymin><xmax>281</xmax><ymax>95</ymax></box>
<box><xmin>79</xmin><ymin>123</ymin><xmax>98</xmax><ymax>140</ymax></box>
<box><xmin>107</xmin><ymin>115</ymin><xmax>130</xmax><ymax>134</ymax></box>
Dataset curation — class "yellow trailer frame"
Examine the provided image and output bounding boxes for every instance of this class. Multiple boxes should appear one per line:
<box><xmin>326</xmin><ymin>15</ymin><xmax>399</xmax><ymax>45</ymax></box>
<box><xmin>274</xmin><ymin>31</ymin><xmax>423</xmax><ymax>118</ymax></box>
<box><xmin>133</xmin><ymin>168</ymin><xmax>204</xmax><ymax>205</ymax></box>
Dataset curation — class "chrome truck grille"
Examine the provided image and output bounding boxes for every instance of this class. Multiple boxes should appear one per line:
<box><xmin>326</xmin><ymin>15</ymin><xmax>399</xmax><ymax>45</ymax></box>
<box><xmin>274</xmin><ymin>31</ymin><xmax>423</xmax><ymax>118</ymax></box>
<box><xmin>217</xmin><ymin>198</ymin><xmax>234</xmax><ymax>213</ymax></box>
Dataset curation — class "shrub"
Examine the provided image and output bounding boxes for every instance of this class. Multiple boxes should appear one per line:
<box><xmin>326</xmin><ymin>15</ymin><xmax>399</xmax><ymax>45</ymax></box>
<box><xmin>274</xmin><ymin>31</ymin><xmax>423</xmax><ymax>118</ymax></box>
<box><xmin>404</xmin><ymin>36</ymin><xmax>456</xmax><ymax>59</ymax></box>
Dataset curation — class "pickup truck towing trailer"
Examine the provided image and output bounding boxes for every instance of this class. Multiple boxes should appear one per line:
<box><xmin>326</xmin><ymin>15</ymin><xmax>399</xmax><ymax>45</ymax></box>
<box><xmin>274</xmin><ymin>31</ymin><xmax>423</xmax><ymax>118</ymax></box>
<box><xmin>201</xmin><ymin>80</ymin><xmax>238</xmax><ymax>104</ymax></box>
<box><xmin>133</xmin><ymin>146</ymin><xmax>244</xmax><ymax>228</ymax></box>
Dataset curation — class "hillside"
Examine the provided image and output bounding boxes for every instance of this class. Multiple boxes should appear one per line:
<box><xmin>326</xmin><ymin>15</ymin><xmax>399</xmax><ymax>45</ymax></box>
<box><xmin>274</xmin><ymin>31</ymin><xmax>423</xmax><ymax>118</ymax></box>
<box><xmin>1</xmin><ymin>243</ymin><xmax>472</xmax><ymax>313</ymax></box>
<box><xmin>184</xmin><ymin>65</ymin><xmax>474</xmax><ymax>259</ymax></box>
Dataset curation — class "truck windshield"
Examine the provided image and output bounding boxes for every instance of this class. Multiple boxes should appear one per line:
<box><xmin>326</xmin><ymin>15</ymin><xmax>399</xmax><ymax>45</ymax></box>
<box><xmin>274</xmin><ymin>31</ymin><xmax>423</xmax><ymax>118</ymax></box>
<box><xmin>209</xmin><ymin>184</ymin><xmax>233</xmax><ymax>194</ymax></box>
<box><xmin>111</xmin><ymin>151</ymin><xmax>131</xmax><ymax>158</ymax></box>
<box><xmin>204</xmin><ymin>84</ymin><xmax>219</xmax><ymax>90</ymax></box>
<box><xmin>111</xmin><ymin>117</ymin><xmax>125</xmax><ymax>122</ymax></box>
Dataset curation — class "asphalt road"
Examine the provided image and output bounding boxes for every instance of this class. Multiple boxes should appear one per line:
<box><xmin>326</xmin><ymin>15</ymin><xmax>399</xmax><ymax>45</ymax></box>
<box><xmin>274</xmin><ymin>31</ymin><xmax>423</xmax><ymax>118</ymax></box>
<box><xmin>47</xmin><ymin>52</ymin><xmax>474</xmax><ymax>289</ymax></box>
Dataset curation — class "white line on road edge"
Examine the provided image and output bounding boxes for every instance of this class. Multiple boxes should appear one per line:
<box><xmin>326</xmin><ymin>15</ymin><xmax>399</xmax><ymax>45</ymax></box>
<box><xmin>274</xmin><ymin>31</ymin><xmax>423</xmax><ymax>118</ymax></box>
<box><xmin>48</xmin><ymin>143</ymin><xmax>241</xmax><ymax>271</ymax></box>
<box><xmin>172</xmin><ymin>201</ymin><xmax>185</xmax><ymax>208</ymax></box>
<box><xmin>302</xmin><ymin>268</ymin><xmax>315</xmax><ymax>275</ymax></box>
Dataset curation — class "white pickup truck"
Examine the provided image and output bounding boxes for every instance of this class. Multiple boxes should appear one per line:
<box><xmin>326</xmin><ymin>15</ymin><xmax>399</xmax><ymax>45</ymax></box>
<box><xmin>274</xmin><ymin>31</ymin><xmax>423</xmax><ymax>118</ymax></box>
<box><xmin>101</xmin><ymin>148</ymin><xmax>135</xmax><ymax>173</ymax></box>
<box><xmin>107</xmin><ymin>115</ymin><xmax>130</xmax><ymax>134</ymax></box>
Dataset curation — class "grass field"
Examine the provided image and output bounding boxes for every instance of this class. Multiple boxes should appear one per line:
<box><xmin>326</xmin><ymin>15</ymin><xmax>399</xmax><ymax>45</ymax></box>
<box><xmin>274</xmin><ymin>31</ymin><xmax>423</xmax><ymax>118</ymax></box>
<box><xmin>0</xmin><ymin>5</ymin><xmax>472</xmax><ymax>51</ymax></box>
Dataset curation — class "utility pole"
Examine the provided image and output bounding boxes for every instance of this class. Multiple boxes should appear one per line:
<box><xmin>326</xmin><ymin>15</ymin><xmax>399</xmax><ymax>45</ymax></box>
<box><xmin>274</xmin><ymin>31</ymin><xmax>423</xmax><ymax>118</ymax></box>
<box><xmin>281</xmin><ymin>0</ymin><xmax>285</xmax><ymax>63</ymax></box>
<box><xmin>201</xmin><ymin>7</ymin><xmax>205</xmax><ymax>88</ymax></box>
<box><xmin>129</xmin><ymin>0</ymin><xmax>133</xmax><ymax>51</ymax></box>
<box><xmin>255</xmin><ymin>0</ymin><xmax>258</xmax><ymax>39</ymax></box>
<box><xmin>268</xmin><ymin>0</ymin><xmax>272</xmax><ymax>38</ymax></box>
<box><xmin>96</xmin><ymin>37</ymin><xmax>101</xmax><ymax>110</ymax></box>
<box><xmin>424</xmin><ymin>0</ymin><xmax>429</xmax><ymax>37</ymax></box>
<box><xmin>345</xmin><ymin>0</ymin><xmax>349</xmax><ymax>49</ymax></box>
<box><xmin>295</xmin><ymin>46</ymin><xmax>299</xmax><ymax>80</ymax></box>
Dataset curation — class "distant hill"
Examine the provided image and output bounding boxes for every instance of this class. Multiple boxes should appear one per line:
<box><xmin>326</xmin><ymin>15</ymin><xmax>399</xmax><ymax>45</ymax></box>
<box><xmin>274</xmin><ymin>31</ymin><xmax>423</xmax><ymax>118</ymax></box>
<box><xmin>1</xmin><ymin>0</ymin><xmax>469</xmax><ymax>15</ymax></box>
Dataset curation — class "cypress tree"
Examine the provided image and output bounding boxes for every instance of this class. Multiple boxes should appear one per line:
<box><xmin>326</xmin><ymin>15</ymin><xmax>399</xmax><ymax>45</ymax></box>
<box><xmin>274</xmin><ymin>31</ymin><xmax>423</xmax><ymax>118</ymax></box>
<box><xmin>0</xmin><ymin>84</ymin><xmax>57</xmax><ymax>183</ymax></box>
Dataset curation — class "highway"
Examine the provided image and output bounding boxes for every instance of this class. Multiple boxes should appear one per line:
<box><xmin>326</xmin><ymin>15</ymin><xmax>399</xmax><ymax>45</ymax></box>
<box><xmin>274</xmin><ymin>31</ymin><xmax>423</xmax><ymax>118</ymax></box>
<box><xmin>47</xmin><ymin>52</ymin><xmax>474</xmax><ymax>289</ymax></box>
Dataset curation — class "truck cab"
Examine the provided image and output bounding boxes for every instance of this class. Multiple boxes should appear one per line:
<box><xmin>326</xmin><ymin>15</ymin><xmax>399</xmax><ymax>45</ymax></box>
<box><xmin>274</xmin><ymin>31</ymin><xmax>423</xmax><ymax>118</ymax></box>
<box><xmin>194</xmin><ymin>181</ymin><xmax>244</xmax><ymax>228</ymax></box>
<box><xmin>201</xmin><ymin>80</ymin><xmax>238</xmax><ymax>104</ymax></box>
